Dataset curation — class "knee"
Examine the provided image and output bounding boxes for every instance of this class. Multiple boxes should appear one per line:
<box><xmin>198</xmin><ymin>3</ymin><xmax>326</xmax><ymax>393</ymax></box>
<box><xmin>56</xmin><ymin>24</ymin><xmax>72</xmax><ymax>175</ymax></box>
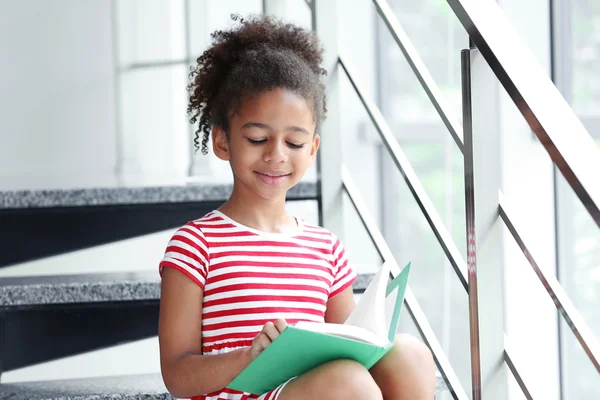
<box><xmin>395</xmin><ymin>334</ymin><xmax>435</xmax><ymax>370</ymax></box>
<box><xmin>321</xmin><ymin>360</ymin><xmax>382</xmax><ymax>400</ymax></box>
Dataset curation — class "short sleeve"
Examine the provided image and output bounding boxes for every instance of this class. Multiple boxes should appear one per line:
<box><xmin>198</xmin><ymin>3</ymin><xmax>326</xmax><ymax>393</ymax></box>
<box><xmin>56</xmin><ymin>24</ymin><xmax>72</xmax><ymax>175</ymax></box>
<box><xmin>159</xmin><ymin>222</ymin><xmax>210</xmax><ymax>290</ymax></box>
<box><xmin>329</xmin><ymin>233</ymin><xmax>357</xmax><ymax>299</ymax></box>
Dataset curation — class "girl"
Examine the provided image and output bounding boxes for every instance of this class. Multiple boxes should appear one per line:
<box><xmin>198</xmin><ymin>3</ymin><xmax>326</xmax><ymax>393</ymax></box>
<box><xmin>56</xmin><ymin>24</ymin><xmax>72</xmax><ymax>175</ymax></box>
<box><xmin>158</xmin><ymin>14</ymin><xmax>436</xmax><ymax>400</ymax></box>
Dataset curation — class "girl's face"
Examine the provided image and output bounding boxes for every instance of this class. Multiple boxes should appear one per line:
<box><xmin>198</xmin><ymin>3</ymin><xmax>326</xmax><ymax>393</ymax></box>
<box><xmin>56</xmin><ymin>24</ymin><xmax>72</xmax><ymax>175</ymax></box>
<box><xmin>212</xmin><ymin>88</ymin><xmax>320</xmax><ymax>201</ymax></box>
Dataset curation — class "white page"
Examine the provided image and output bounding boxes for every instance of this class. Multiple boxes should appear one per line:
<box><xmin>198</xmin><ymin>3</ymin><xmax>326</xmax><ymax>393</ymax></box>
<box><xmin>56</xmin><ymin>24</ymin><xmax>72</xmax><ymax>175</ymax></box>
<box><xmin>343</xmin><ymin>261</ymin><xmax>392</xmax><ymax>342</ymax></box>
<box><xmin>294</xmin><ymin>321</ymin><xmax>388</xmax><ymax>347</ymax></box>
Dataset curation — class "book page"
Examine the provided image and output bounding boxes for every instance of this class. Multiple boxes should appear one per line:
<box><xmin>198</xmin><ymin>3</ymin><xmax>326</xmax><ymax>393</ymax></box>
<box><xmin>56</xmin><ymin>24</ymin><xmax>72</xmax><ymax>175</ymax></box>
<box><xmin>342</xmin><ymin>261</ymin><xmax>393</xmax><ymax>342</ymax></box>
<box><xmin>294</xmin><ymin>321</ymin><xmax>389</xmax><ymax>347</ymax></box>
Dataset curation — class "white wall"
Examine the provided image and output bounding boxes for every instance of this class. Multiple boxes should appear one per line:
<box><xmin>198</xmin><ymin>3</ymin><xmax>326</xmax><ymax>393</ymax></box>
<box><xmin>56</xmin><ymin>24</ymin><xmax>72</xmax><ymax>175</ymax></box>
<box><xmin>0</xmin><ymin>0</ymin><xmax>118</xmax><ymax>190</ymax></box>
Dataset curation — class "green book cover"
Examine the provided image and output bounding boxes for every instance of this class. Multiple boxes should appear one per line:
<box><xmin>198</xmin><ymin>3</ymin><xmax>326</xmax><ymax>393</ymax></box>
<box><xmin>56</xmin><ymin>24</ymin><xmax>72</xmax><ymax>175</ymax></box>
<box><xmin>227</xmin><ymin>261</ymin><xmax>411</xmax><ymax>395</ymax></box>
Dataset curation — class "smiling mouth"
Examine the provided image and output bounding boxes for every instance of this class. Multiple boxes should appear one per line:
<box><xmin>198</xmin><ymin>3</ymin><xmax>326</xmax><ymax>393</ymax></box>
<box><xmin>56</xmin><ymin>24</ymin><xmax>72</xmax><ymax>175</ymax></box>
<box><xmin>255</xmin><ymin>171</ymin><xmax>291</xmax><ymax>184</ymax></box>
<box><xmin>257</xmin><ymin>172</ymin><xmax>290</xmax><ymax>177</ymax></box>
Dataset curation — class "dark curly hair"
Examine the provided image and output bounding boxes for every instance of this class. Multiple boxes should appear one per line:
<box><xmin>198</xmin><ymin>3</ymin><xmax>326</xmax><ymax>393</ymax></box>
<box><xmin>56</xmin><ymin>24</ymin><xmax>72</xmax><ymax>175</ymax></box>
<box><xmin>187</xmin><ymin>14</ymin><xmax>328</xmax><ymax>155</ymax></box>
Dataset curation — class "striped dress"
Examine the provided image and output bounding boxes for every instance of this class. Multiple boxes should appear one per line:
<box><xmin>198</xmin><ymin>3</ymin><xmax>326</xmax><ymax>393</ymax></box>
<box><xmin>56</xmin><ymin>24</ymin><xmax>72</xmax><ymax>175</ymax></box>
<box><xmin>159</xmin><ymin>210</ymin><xmax>357</xmax><ymax>400</ymax></box>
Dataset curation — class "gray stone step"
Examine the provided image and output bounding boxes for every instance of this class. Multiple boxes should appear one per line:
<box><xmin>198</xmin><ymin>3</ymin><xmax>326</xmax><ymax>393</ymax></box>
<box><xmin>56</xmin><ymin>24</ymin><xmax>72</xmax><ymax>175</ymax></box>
<box><xmin>0</xmin><ymin>272</ymin><xmax>160</xmax><ymax>309</ymax></box>
<box><xmin>0</xmin><ymin>182</ymin><xmax>316</xmax><ymax>209</ymax></box>
<box><xmin>0</xmin><ymin>273</ymin><xmax>453</xmax><ymax>397</ymax></box>
<box><xmin>0</xmin><ymin>271</ymin><xmax>377</xmax><ymax>309</ymax></box>
<box><xmin>0</xmin><ymin>373</ymin><xmax>450</xmax><ymax>399</ymax></box>
<box><xmin>0</xmin><ymin>373</ymin><xmax>172</xmax><ymax>400</ymax></box>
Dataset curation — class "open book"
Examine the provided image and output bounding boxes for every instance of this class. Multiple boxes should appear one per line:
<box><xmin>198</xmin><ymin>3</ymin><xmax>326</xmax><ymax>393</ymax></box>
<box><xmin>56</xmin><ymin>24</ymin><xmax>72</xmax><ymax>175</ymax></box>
<box><xmin>227</xmin><ymin>260</ymin><xmax>411</xmax><ymax>395</ymax></box>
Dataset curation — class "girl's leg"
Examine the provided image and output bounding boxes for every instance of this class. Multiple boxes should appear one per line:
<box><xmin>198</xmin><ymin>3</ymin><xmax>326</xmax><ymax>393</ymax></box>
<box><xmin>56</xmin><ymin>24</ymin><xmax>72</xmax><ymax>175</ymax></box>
<box><xmin>277</xmin><ymin>359</ymin><xmax>382</xmax><ymax>400</ymax></box>
<box><xmin>369</xmin><ymin>334</ymin><xmax>437</xmax><ymax>400</ymax></box>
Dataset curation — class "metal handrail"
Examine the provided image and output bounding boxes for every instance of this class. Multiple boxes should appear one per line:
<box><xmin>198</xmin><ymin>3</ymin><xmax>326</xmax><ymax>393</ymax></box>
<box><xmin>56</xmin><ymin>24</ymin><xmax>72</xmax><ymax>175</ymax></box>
<box><xmin>372</xmin><ymin>0</ymin><xmax>600</xmax><ymax>384</ymax></box>
<box><xmin>341</xmin><ymin>166</ymin><xmax>468</xmax><ymax>400</ymax></box>
<box><xmin>372</xmin><ymin>0</ymin><xmax>464</xmax><ymax>154</ymax></box>
<box><xmin>339</xmin><ymin>52</ymin><xmax>534</xmax><ymax>397</ymax></box>
<box><xmin>311</xmin><ymin>0</ymin><xmax>600</xmax><ymax>394</ymax></box>
<box><xmin>338</xmin><ymin>53</ymin><xmax>468</xmax><ymax>291</ymax></box>
<box><xmin>446</xmin><ymin>0</ymin><xmax>600</xmax><ymax>228</ymax></box>
<box><xmin>499</xmin><ymin>191</ymin><xmax>600</xmax><ymax>372</ymax></box>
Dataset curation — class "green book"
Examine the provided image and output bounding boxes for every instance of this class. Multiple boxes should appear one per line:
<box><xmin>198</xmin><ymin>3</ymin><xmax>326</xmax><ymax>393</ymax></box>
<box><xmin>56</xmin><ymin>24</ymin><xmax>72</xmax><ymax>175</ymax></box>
<box><xmin>227</xmin><ymin>260</ymin><xmax>411</xmax><ymax>395</ymax></box>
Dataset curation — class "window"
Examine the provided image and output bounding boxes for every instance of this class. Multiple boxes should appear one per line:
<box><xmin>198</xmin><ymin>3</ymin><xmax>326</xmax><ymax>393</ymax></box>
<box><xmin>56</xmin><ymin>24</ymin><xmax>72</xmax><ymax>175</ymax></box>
<box><xmin>552</xmin><ymin>1</ymin><xmax>600</xmax><ymax>398</ymax></box>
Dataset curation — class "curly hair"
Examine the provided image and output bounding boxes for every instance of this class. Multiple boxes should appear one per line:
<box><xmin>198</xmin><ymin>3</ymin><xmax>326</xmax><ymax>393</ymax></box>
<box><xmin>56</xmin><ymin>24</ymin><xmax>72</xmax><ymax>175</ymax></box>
<box><xmin>187</xmin><ymin>14</ymin><xmax>328</xmax><ymax>155</ymax></box>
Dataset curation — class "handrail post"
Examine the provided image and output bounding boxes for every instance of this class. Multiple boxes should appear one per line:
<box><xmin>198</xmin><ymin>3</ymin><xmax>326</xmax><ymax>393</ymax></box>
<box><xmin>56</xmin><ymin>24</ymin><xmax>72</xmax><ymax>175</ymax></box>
<box><xmin>313</xmin><ymin>0</ymin><xmax>344</xmax><ymax>237</ymax></box>
<box><xmin>462</xmin><ymin>47</ymin><xmax>509</xmax><ymax>399</ymax></box>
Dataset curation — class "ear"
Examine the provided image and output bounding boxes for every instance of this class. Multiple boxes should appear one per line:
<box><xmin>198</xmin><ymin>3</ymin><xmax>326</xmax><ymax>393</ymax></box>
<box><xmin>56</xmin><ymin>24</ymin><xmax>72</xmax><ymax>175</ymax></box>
<box><xmin>309</xmin><ymin>134</ymin><xmax>320</xmax><ymax>164</ymax></box>
<box><xmin>212</xmin><ymin>125</ymin><xmax>230</xmax><ymax>161</ymax></box>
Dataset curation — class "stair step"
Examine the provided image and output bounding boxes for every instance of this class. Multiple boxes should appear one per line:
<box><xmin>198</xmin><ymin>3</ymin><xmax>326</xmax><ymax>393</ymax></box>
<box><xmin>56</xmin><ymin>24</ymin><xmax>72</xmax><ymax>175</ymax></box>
<box><xmin>0</xmin><ymin>272</ymin><xmax>375</xmax><ymax>309</ymax></box>
<box><xmin>0</xmin><ymin>275</ymin><xmax>454</xmax><ymax>398</ymax></box>
<box><xmin>0</xmin><ymin>374</ymin><xmax>449</xmax><ymax>399</ymax></box>
<box><xmin>0</xmin><ymin>182</ymin><xmax>316</xmax><ymax>209</ymax></box>
<box><xmin>0</xmin><ymin>373</ymin><xmax>171</xmax><ymax>400</ymax></box>
<box><xmin>0</xmin><ymin>272</ymin><xmax>160</xmax><ymax>308</ymax></box>
<box><xmin>0</xmin><ymin>183</ymin><xmax>317</xmax><ymax>267</ymax></box>
<box><xmin>0</xmin><ymin>272</ymin><xmax>373</xmax><ymax>372</ymax></box>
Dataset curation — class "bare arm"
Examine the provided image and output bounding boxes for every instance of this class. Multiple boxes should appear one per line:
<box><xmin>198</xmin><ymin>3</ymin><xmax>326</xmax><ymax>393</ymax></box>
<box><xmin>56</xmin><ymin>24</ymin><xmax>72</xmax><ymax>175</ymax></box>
<box><xmin>324</xmin><ymin>286</ymin><xmax>356</xmax><ymax>324</ymax></box>
<box><xmin>158</xmin><ymin>268</ymin><xmax>285</xmax><ymax>398</ymax></box>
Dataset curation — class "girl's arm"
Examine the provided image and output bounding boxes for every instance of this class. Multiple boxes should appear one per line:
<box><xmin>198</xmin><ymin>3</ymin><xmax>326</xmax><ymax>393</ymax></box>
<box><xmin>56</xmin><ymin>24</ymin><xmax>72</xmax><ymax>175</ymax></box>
<box><xmin>324</xmin><ymin>286</ymin><xmax>356</xmax><ymax>324</ymax></box>
<box><xmin>158</xmin><ymin>268</ymin><xmax>285</xmax><ymax>398</ymax></box>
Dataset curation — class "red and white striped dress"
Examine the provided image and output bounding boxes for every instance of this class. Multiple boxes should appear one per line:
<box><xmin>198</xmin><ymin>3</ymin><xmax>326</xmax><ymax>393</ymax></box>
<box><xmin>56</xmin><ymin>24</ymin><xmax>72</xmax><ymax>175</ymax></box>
<box><xmin>159</xmin><ymin>210</ymin><xmax>357</xmax><ymax>400</ymax></box>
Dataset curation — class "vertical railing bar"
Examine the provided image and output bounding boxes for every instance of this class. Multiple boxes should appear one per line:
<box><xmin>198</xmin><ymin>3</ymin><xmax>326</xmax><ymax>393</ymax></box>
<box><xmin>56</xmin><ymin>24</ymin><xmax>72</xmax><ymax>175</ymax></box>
<box><xmin>461</xmin><ymin>48</ymin><xmax>482</xmax><ymax>400</ymax></box>
<box><xmin>341</xmin><ymin>166</ymin><xmax>469</xmax><ymax>400</ymax></box>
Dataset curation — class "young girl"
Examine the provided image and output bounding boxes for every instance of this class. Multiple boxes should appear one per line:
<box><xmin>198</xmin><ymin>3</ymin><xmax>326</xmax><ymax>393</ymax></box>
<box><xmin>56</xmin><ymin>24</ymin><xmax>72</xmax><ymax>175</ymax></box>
<box><xmin>158</xmin><ymin>14</ymin><xmax>436</xmax><ymax>400</ymax></box>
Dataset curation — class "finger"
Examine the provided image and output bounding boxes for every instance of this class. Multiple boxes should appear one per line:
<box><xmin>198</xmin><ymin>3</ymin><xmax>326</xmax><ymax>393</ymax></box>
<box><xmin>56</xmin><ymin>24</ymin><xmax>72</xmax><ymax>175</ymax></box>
<box><xmin>262</xmin><ymin>321</ymin><xmax>280</xmax><ymax>342</ymax></box>
<box><xmin>253</xmin><ymin>331</ymin><xmax>271</xmax><ymax>351</ymax></box>
<box><xmin>273</xmin><ymin>318</ymin><xmax>287</xmax><ymax>333</ymax></box>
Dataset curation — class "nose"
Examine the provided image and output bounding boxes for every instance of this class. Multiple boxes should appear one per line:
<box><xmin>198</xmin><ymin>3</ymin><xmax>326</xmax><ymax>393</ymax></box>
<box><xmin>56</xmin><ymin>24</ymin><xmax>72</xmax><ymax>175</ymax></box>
<box><xmin>263</xmin><ymin>139</ymin><xmax>288</xmax><ymax>163</ymax></box>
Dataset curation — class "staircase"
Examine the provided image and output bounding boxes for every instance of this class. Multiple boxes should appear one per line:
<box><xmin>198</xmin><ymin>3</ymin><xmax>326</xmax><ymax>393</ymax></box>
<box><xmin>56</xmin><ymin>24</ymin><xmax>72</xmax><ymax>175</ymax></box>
<box><xmin>2</xmin><ymin>0</ymin><xmax>599</xmax><ymax>398</ymax></box>
<box><xmin>0</xmin><ymin>184</ymin><xmax>450</xmax><ymax>399</ymax></box>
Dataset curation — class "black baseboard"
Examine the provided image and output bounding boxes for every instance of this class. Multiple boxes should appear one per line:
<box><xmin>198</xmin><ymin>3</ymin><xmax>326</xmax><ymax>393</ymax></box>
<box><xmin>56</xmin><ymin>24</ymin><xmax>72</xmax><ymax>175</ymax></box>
<box><xmin>0</xmin><ymin>201</ymin><xmax>223</xmax><ymax>268</ymax></box>
<box><xmin>0</xmin><ymin>300</ymin><xmax>159</xmax><ymax>374</ymax></box>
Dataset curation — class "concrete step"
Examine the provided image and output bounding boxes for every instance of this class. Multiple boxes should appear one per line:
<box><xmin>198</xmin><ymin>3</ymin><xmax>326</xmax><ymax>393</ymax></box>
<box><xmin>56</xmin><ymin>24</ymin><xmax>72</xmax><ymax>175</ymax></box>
<box><xmin>0</xmin><ymin>273</ymin><xmax>454</xmax><ymax>397</ymax></box>
<box><xmin>0</xmin><ymin>373</ymin><xmax>450</xmax><ymax>399</ymax></box>
<box><xmin>0</xmin><ymin>272</ymin><xmax>375</xmax><ymax>374</ymax></box>
<box><xmin>0</xmin><ymin>182</ymin><xmax>317</xmax><ymax>267</ymax></box>
<box><xmin>0</xmin><ymin>271</ymin><xmax>376</xmax><ymax>309</ymax></box>
<box><xmin>0</xmin><ymin>373</ymin><xmax>172</xmax><ymax>400</ymax></box>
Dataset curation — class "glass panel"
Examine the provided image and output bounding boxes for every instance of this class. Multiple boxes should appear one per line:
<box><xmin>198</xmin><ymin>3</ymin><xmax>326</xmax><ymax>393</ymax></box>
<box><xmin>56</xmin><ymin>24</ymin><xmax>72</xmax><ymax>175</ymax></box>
<box><xmin>370</xmin><ymin>0</ymin><xmax>470</xmax><ymax>395</ymax></box>
<box><xmin>385</xmin><ymin>140</ymin><xmax>471</xmax><ymax>398</ymax></box>
<box><xmin>382</xmin><ymin>0</ymin><xmax>467</xmax><ymax>129</ymax></box>
<box><xmin>570</xmin><ymin>2</ymin><xmax>600</xmax><ymax>118</ymax></box>
<box><xmin>557</xmin><ymin>169</ymin><xmax>600</xmax><ymax>398</ymax></box>
<box><xmin>115</xmin><ymin>0</ymin><xmax>186</xmax><ymax>66</ymax></box>
<box><xmin>554</xmin><ymin>1</ymin><xmax>600</xmax><ymax>397</ymax></box>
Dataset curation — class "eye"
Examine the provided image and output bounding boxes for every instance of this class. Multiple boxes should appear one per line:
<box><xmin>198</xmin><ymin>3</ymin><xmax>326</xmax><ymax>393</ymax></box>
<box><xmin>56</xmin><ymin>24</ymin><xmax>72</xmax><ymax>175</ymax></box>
<box><xmin>287</xmin><ymin>142</ymin><xmax>304</xmax><ymax>149</ymax></box>
<box><xmin>247</xmin><ymin>138</ymin><xmax>267</xmax><ymax>145</ymax></box>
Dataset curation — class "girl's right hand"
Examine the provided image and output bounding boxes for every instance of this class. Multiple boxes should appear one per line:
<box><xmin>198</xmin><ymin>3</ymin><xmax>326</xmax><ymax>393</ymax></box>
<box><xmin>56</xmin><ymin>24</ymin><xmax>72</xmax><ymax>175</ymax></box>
<box><xmin>248</xmin><ymin>318</ymin><xmax>287</xmax><ymax>360</ymax></box>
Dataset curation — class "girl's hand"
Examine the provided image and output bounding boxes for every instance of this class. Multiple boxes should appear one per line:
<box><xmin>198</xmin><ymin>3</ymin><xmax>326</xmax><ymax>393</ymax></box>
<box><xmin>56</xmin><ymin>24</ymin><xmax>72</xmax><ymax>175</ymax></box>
<box><xmin>248</xmin><ymin>318</ymin><xmax>287</xmax><ymax>360</ymax></box>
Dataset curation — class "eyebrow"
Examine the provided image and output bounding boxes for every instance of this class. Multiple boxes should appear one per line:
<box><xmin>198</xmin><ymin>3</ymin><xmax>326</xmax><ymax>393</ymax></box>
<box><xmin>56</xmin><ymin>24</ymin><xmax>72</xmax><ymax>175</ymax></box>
<box><xmin>241</xmin><ymin>122</ymin><xmax>310</xmax><ymax>135</ymax></box>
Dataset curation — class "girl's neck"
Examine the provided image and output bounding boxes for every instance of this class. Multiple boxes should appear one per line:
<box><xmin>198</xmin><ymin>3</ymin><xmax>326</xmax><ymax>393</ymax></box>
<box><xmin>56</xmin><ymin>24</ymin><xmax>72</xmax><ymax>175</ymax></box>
<box><xmin>217</xmin><ymin>181</ymin><xmax>297</xmax><ymax>234</ymax></box>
